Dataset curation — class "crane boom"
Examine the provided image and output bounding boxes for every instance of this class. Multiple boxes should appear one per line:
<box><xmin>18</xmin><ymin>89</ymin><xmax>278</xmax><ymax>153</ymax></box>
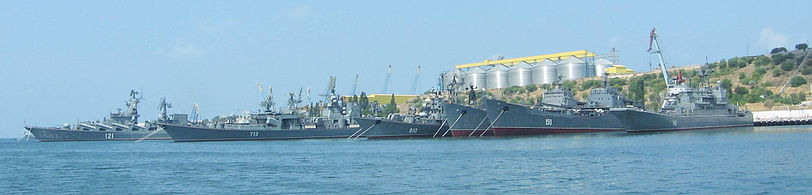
<box><xmin>649</xmin><ymin>28</ymin><xmax>671</xmax><ymax>88</ymax></box>
<box><xmin>351</xmin><ymin>74</ymin><xmax>359</xmax><ymax>95</ymax></box>
<box><xmin>383</xmin><ymin>65</ymin><xmax>392</xmax><ymax>93</ymax></box>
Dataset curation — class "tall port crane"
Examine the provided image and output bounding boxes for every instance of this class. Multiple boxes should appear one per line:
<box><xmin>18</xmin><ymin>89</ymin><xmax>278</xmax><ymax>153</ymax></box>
<box><xmin>383</xmin><ymin>65</ymin><xmax>392</xmax><ymax>93</ymax></box>
<box><xmin>351</xmin><ymin>74</ymin><xmax>359</xmax><ymax>96</ymax></box>
<box><xmin>190</xmin><ymin>103</ymin><xmax>200</xmax><ymax>123</ymax></box>
<box><xmin>648</xmin><ymin>28</ymin><xmax>671</xmax><ymax>88</ymax></box>
<box><xmin>410</xmin><ymin>65</ymin><xmax>421</xmax><ymax>95</ymax></box>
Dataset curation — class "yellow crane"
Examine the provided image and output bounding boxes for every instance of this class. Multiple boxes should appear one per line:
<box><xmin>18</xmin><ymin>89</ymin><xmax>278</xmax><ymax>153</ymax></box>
<box><xmin>455</xmin><ymin>50</ymin><xmax>596</xmax><ymax>69</ymax></box>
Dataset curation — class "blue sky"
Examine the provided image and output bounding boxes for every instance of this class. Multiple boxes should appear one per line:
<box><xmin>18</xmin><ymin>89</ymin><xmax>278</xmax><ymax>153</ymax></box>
<box><xmin>1</xmin><ymin>0</ymin><xmax>809</xmax><ymax>138</ymax></box>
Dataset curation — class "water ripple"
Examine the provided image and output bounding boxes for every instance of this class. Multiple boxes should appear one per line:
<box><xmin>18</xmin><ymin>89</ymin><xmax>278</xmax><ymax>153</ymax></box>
<box><xmin>0</xmin><ymin>126</ymin><xmax>810</xmax><ymax>194</ymax></box>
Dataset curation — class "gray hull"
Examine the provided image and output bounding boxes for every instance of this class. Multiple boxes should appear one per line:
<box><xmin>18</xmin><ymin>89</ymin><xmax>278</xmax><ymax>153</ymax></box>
<box><xmin>614</xmin><ymin>109</ymin><xmax>753</xmax><ymax>132</ymax></box>
<box><xmin>443</xmin><ymin>103</ymin><xmax>492</xmax><ymax>137</ymax></box>
<box><xmin>26</xmin><ymin>127</ymin><xmax>170</xmax><ymax>142</ymax></box>
<box><xmin>355</xmin><ymin>118</ymin><xmax>449</xmax><ymax>139</ymax></box>
<box><xmin>161</xmin><ymin>124</ymin><xmax>360</xmax><ymax>142</ymax></box>
<box><xmin>485</xmin><ymin>99</ymin><xmax>624</xmax><ymax>136</ymax></box>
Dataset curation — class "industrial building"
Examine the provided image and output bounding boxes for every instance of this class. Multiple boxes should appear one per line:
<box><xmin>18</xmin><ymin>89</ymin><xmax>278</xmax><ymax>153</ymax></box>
<box><xmin>604</xmin><ymin>65</ymin><xmax>635</xmax><ymax>74</ymax></box>
<box><xmin>440</xmin><ymin>50</ymin><xmax>634</xmax><ymax>91</ymax></box>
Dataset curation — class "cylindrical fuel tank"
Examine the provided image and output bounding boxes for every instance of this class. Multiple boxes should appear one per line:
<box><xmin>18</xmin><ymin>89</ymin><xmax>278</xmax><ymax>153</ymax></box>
<box><xmin>508</xmin><ymin>62</ymin><xmax>532</xmax><ymax>87</ymax></box>
<box><xmin>532</xmin><ymin>59</ymin><xmax>558</xmax><ymax>84</ymax></box>
<box><xmin>464</xmin><ymin>67</ymin><xmax>487</xmax><ymax>90</ymax></box>
<box><xmin>557</xmin><ymin>56</ymin><xmax>586</xmax><ymax>81</ymax></box>
<box><xmin>594</xmin><ymin>58</ymin><xmax>613</xmax><ymax>77</ymax></box>
<box><xmin>486</xmin><ymin>65</ymin><xmax>508</xmax><ymax>89</ymax></box>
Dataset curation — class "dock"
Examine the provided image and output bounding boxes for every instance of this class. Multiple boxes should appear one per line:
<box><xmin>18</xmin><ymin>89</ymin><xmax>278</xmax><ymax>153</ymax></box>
<box><xmin>752</xmin><ymin>109</ymin><xmax>812</xmax><ymax>126</ymax></box>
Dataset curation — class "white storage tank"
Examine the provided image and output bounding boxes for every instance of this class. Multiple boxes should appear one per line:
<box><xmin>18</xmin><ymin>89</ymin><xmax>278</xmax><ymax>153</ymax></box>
<box><xmin>464</xmin><ymin>67</ymin><xmax>487</xmax><ymax>90</ymax></box>
<box><xmin>594</xmin><ymin>58</ymin><xmax>613</xmax><ymax>77</ymax></box>
<box><xmin>508</xmin><ymin>62</ymin><xmax>532</xmax><ymax>87</ymax></box>
<box><xmin>557</xmin><ymin>56</ymin><xmax>586</xmax><ymax>81</ymax></box>
<box><xmin>532</xmin><ymin>59</ymin><xmax>558</xmax><ymax>84</ymax></box>
<box><xmin>486</xmin><ymin>65</ymin><xmax>509</xmax><ymax>89</ymax></box>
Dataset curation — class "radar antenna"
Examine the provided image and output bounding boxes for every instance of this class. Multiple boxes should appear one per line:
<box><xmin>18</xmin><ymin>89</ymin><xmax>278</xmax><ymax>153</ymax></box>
<box><xmin>126</xmin><ymin>90</ymin><xmax>142</xmax><ymax>124</ymax></box>
<box><xmin>288</xmin><ymin>88</ymin><xmax>303</xmax><ymax>112</ymax></box>
<box><xmin>157</xmin><ymin>97</ymin><xmax>173</xmax><ymax>121</ymax></box>
<box><xmin>261</xmin><ymin>85</ymin><xmax>275</xmax><ymax>112</ymax></box>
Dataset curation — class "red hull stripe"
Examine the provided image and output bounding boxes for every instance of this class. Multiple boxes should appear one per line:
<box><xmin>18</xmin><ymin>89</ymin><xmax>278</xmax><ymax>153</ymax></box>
<box><xmin>627</xmin><ymin>124</ymin><xmax>753</xmax><ymax>132</ymax></box>
<box><xmin>365</xmin><ymin>134</ymin><xmax>439</xmax><ymax>139</ymax></box>
<box><xmin>492</xmin><ymin>127</ymin><xmax>622</xmax><ymax>136</ymax></box>
<box><xmin>36</xmin><ymin>138</ymin><xmax>172</xmax><ymax>142</ymax></box>
<box><xmin>449</xmin><ymin>129</ymin><xmax>493</xmax><ymax>137</ymax></box>
<box><xmin>173</xmin><ymin>135</ymin><xmax>352</xmax><ymax>142</ymax></box>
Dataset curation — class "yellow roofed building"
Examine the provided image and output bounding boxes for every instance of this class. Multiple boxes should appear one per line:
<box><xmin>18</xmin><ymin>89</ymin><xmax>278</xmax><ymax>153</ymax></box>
<box><xmin>605</xmin><ymin>65</ymin><xmax>635</xmax><ymax>74</ymax></box>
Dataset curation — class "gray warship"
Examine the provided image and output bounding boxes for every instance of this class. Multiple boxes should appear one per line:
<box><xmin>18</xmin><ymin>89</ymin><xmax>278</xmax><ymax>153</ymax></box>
<box><xmin>484</xmin><ymin>77</ymin><xmax>631</xmax><ymax>136</ymax></box>
<box><xmin>352</xmin><ymin>92</ymin><xmax>449</xmax><ymax>139</ymax></box>
<box><xmin>160</xmin><ymin>81</ymin><xmax>362</xmax><ymax>142</ymax></box>
<box><xmin>444</xmin><ymin>86</ymin><xmax>492</xmax><ymax>137</ymax></box>
<box><xmin>614</xmin><ymin>67</ymin><xmax>752</xmax><ymax>132</ymax></box>
<box><xmin>613</xmin><ymin>28</ymin><xmax>752</xmax><ymax>132</ymax></box>
<box><xmin>25</xmin><ymin>90</ymin><xmax>185</xmax><ymax>141</ymax></box>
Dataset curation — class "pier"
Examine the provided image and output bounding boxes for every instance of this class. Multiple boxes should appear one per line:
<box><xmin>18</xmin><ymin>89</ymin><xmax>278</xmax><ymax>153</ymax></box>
<box><xmin>752</xmin><ymin>109</ymin><xmax>812</xmax><ymax>126</ymax></box>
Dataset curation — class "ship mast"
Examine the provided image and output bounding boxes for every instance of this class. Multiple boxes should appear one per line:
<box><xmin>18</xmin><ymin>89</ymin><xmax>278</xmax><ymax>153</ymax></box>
<box><xmin>127</xmin><ymin>90</ymin><xmax>141</xmax><ymax>124</ymax></box>
<box><xmin>157</xmin><ymin>97</ymin><xmax>172</xmax><ymax>121</ymax></box>
<box><xmin>261</xmin><ymin>86</ymin><xmax>275</xmax><ymax>112</ymax></box>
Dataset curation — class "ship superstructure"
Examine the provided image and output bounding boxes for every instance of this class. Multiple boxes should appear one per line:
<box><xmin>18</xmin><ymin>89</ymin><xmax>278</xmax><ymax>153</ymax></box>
<box><xmin>484</xmin><ymin>78</ymin><xmax>631</xmax><ymax>136</ymax></box>
<box><xmin>161</xmin><ymin>78</ymin><xmax>362</xmax><ymax>142</ymax></box>
<box><xmin>25</xmin><ymin>90</ymin><xmax>184</xmax><ymax>141</ymax></box>
<box><xmin>353</xmin><ymin>91</ymin><xmax>448</xmax><ymax>139</ymax></box>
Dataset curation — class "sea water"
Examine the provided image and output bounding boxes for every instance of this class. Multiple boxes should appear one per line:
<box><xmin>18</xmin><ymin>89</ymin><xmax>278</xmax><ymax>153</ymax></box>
<box><xmin>1</xmin><ymin>125</ymin><xmax>809</xmax><ymax>194</ymax></box>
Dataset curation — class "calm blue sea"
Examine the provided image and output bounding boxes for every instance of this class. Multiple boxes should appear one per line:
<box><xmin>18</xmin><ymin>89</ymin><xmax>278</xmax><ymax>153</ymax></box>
<box><xmin>1</xmin><ymin>126</ymin><xmax>810</xmax><ymax>194</ymax></box>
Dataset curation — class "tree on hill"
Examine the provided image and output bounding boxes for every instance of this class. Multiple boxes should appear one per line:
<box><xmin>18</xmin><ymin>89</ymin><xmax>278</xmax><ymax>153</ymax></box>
<box><xmin>524</xmin><ymin>84</ymin><xmax>537</xmax><ymax>93</ymax></box>
<box><xmin>753</xmin><ymin>56</ymin><xmax>770</xmax><ymax>66</ymax></box>
<box><xmin>734</xmin><ymin>86</ymin><xmax>749</xmax><ymax>95</ymax></box>
<box><xmin>502</xmin><ymin>86</ymin><xmax>525</xmax><ymax>96</ymax></box>
<box><xmin>359</xmin><ymin>92</ymin><xmax>370</xmax><ymax>115</ymax></box>
<box><xmin>540</xmin><ymin>84</ymin><xmax>552</xmax><ymax>90</ymax></box>
<box><xmin>771</xmin><ymin>53</ymin><xmax>794</xmax><ymax>65</ymax></box>
<box><xmin>562</xmin><ymin>81</ymin><xmax>577</xmax><ymax>90</ymax></box>
<box><xmin>802</xmin><ymin>62</ymin><xmax>812</xmax><ymax>75</ymax></box>
<box><xmin>629</xmin><ymin>78</ymin><xmax>646</xmax><ymax>102</ymax></box>
<box><xmin>790</xmin><ymin>76</ymin><xmax>807</xmax><ymax>87</ymax></box>
<box><xmin>720</xmin><ymin>79</ymin><xmax>733</xmax><ymax>93</ymax></box>
<box><xmin>753</xmin><ymin>68</ymin><xmax>767</xmax><ymax>81</ymax></box>
<box><xmin>381</xmin><ymin>94</ymin><xmax>399</xmax><ymax>116</ymax></box>
<box><xmin>580</xmin><ymin>80</ymin><xmax>603</xmax><ymax>90</ymax></box>
<box><xmin>773</xmin><ymin>69</ymin><xmax>783</xmax><ymax>77</ymax></box>
<box><xmin>770</xmin><ymin>47</ymin><xmax>788</xmax><ymax>54</ymax></box>
<box><xmin>609</xmin><ymin>78</ymin><xmax>627</xmax><ymax>87</ymax></box>
<box><xmin>796</xmin><ymin>43</ymin><xmax>808</xmax><ymax>51</ymax></box>
<box><xmin>781</xmin><ymin>61</ymin><xmax>796</xmax><ymax>71</ymax></box>
<box><xmin>728</xmin><ymin>57</ymin><xmax>747</xmax><ymax>68</ymax></box>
